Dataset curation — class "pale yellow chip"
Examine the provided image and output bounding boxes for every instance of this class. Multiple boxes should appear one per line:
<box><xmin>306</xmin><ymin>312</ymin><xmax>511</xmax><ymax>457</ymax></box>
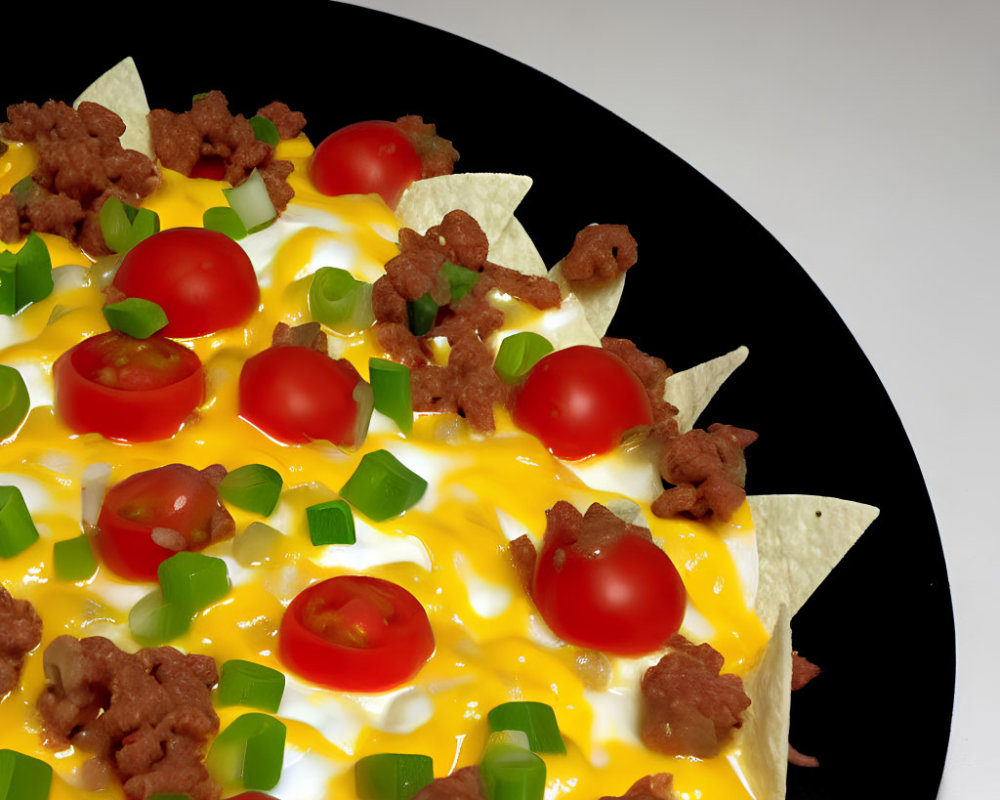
<box><xmin>749</xmin><ymin>494</ymin><xmax>879</xmax><ymax>632</ymax></box>
<box><xmin>74</xmin><ymin>56</ymin><xmax>153</xmax><ymax>158</ymax></box>
<box><xmin>741</xmin><ymin>603</ymin><xmax>793</xmax><ymax>800</ymax></box>
<box><xmin>547</xmin><ymin>258</ymin><xmax>625</xmax><ymax>340</ymax></box>
<box><xmin>663</xmin><ymin>346</ymin><xmax>749</xmax><ymax>433</ymax></box>
<box><xmin>489</xmin><ymin>216</ymin><xmax>548</xmax><ymax>277</ymax></box>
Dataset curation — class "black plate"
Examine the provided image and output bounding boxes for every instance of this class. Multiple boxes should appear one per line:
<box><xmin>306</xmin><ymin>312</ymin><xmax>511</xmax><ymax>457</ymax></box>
<box><xmin>4</xmin><ymin>1</ymin><xmax>953</xmax><ymax>797</ymax></box>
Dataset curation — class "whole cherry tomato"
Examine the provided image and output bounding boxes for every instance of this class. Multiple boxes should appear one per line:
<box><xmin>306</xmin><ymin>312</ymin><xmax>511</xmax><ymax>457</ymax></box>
<box><xmin>531</xmin><ymin>502</ymin><xmax>686</xmax><ymax>655</ymax></box>
<box><xmin>279</xmin><ymin>575</ymin><xmax>435</xmax><ymax>692</ymax></box>
<box><xmin>96</xmin><ymin>463</ymin><xmax>233</xmax><ymax>581</ymax></box>
<box><xmin>53</xmin><ymin>331</ymin><xmax>204</xmax><ymax>442</ymax></box>
<box><xmin>510</xmin><ymin>345</ymin><xmax>653</xmax><ymax>460</ymax></box>
<box><xmin>238</xmin><ymin>345</ymin><xmax>372</xmax><ymax>447</ymax></box>
<box><xmin>309</xmin><ymin>121</ymin><xmax>422</xmax><ymax>209</ymax></box>
<box><xmin>112</xmin><ymin>227</ymin><xmax>259</xmax><ymax>338</ymax></box>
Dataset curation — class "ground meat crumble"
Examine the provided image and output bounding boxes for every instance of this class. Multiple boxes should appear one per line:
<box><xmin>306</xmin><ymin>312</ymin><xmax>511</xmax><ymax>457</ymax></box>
<box><xmin>394</xmin><ymin>115</ymin><xmax>459</xmax><ymax>178</ymax></box>
<box><xmin>37</xmin><ymin>635</ymin><xmax>221</xmax><ymax>800</ymax></box>
<box><xmin>0</xmin><ymin>585</ymin><xmax>42</xmax><ymax>695</ymax></box>
<box><xmin>561</xmin><ymin>223</ymin><xmax>638</xmax><ymax>285</ymax></box>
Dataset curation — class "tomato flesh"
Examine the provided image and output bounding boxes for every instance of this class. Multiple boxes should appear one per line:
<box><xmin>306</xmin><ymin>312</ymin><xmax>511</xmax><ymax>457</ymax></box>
<box><xmin>511</xmin><ymin>345</ymin><xmax>653</xmax><ymax>460</ymax></box>
<box><xmin>309</xmin><ymin>120</ymin><xmax>422</xmax><ymax>209</ymax></box>
<box><xmin>239</xmin><ymin>345</ymin><xmax>370</xmax><ymax>447</ymax></box>
<box><xmin>96</xmin><ymin>464</ymin><xmax>228</xmax><ymax>581</ymax></box>
<box><xmin>279</xmin><ymin>576</ymin><xmax>434</xmax><ymax>692</ymax></box>
<box><xmin>112</xmin><ymin>227</ymin><xmax>259</xmax><ymax>338</ymax></box>
<box><xmin>53</xmin><ymin>331</ymin><xmax>204</xmax><ymax>442</ymax></box>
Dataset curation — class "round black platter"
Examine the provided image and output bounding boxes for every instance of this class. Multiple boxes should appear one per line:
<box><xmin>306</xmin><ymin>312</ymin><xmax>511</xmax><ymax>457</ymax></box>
<box><xmin>3</xmin><ymin>1</ymin><xmax>953</xmax><ymax>797</ymax></box>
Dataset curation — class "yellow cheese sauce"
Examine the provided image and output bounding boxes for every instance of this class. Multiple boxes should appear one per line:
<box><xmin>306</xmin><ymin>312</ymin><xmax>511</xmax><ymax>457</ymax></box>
<box><xmin>0</xmin><ymin>136</ymin><xmax>767</xmax><ymax>799</ymax></box>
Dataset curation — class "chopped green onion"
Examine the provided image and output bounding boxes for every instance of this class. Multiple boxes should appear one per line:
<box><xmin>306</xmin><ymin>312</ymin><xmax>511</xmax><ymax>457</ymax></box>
<box><xmin>369</xmin><ymin>358</ymin><xmax>413</xmax><ymax>434</ymax></box>
<box><xmin>218</xmin><ymin>464</ymin><xmax>283</xmax><ymax>516</ymax></box>
<box><xmin>223</xmin><ymin>169</ymin><xmax>276</xmax><ymax>233</ymax></box>
<box><xmin>99</xmin><ymin>197</ymin><xmax>159</xmax><ymax>254</ymax></box>
<box><xmin>217</xmin><ymin>659</ymin><xmax>286</xmax><ymax>713</ymax></box>
<box><xmin>0</xmin><ymin>253</ymin><xmax>16</xmax><ymax>315</ymax></box>
<box><xmin>0</xmin><ymin>749</ymin><xmax>53</xmax><ymax>800</ymax></box>
<box><xmin>12</xmin><ymin>233</ymin><xmax>52</xmax><ymax>310</ymax></box>
<box><xmin>355</xmin><ymin>753</ymin><xmax>434</xmax><ymax>800</ymax></box>
<box><xmin>202</xmin><ymin>206</ymin><xmax>248</xmax><ymax>240</ymax></box>
<box><xmin>441</xmin><ymin>260</ymin><xmax>480</xmax><ymax>303</ymax></box>
<box><xmin>339</xmin><ymin>450</ymin><xmax>427</xmax><ymax>522</ymax></box>
<box><xmin>306</xmin><ymin>499</ymin><xmax>355</xmax><ymax>545</ymax></box>
<box><xmin>233</xmin><ymin>521</ymin><xmax>283</xmax><ymax>567</ymax></box>
<box><xmin>249</xmin><ymin>115</ymin><xmax>280</xmax><ymax>147</ymax></box>
<box><xmin>407</xmin><ymin>294</ymin><xmax>438</xmax><ymax>336</ymax></box>
<box><xmin>309</xmin><ymin>267</ymin><xmax>375</xmax><ymax>334</ymax></box>
<box><xmin>52</xmin><ymin>534</ymin><xmax>97</xmax><ymax>582</ymax></box>
<box><xmin>479</xmin><ymin>731</ymin><xmax>546</xmax><ymax>800</ymax></box>
<box><xmin>494</xmin><ymin>333</ymin><xmax>554</xmax><ymax>385</ymax></box>
<box><xmin>0</xmin><ymin>486</ymin><xmax>39</xmax><ymax>559</ymax></box>
<box><xmin>157</xmin><ymin>551</ymin><xmax>230</xmax><ymax>615</ymax></box>
<box><xmin>128</xmin><ymin>588</ymin><xmax>191</xmax><ymax>645</ymax></box>
<box><xmin>192</xmin><ymin>92</ymin><xmax>210</xmax><ymax>103</ymax></box>
<box><xmin>102</xmin><ymin>297</ymin><xmax>169</xmax><ymax>339</ymax></box>
<box><xmin>206</xmin><ymin>712</ymin><xmax>286</xmax><ymax>791</ymax></box>
<box><xmin>487</xmin><ymin>702</ymin><xmax>566</xmax><ymax>754</ymax></box>
<box><xmin>0</xmin><ymin>365</ymin><xmax>29</xmax><ymax>439</ymax></box>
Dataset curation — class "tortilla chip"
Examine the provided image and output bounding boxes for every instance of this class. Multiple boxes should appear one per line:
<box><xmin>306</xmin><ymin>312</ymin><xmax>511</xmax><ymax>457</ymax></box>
<box><xmin>749</xmin><ymin>494</ymin><xmax>879</xmax><ymax>632</ymax></box>
<box><xmin>663</xmin><ymin>346</ymin><xmax>749</xmax><ymax>433</ymax></box>
<box><xmin>548</xmin><ymin>258</ymin><xmax>625</xmax><ymax>339</ymax></box>
<box><xmin>396</xmin><ymin>173</ymin><xmax>532</xmax><ymax>246</ymax></box>
<box><xmin>74</xmin><ymin>56</ymin><xmax>153</xmax><ymax>158</ymax></box>
<box><xmin>741</xmin><ymin>604</ymin><xmax>793</xmax><ymax>800</ymax></box>
<box><xmin>489</xmin><ymin>216</ymin><xmax>548</xmax><ymax>277</ymax></box>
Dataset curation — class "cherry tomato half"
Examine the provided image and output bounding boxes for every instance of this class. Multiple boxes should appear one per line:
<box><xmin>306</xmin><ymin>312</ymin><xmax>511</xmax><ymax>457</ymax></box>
<box><xmin>279</xmin><ymin>575</ymin><xmax>435</xmax><ymax>692</ymax></box>
<box><xmin>96</xmin><ymin>464</ymin><xmax>231</xmax><ymax>581</ymax></box>
<box><xmin>112</xmin><ymin>227</ymin><xmax>259</xmax><ymax>338</ymax></box>
<box><xmin>532</xmin><ymin>505</ymin><xmax>686</xmax><ymax>656</ymax></box>
<box><xmin>510</xmin><ymin>345</ymin><xmax>653</xmax><ymax>460</ymax></box>
<box><xmin>309</xmin><ymin>121</ymin><xmax>422</xmax><ymax>209</ymax></box>
<box><xmin>53</xmin><ymin>331</ymin><xmax>204</xmax><ymax>442</ymax></box>
<box><xmin>238</xmin><ymin>346</ymin><xmax>372</xmax><ymax>447</ymax></box>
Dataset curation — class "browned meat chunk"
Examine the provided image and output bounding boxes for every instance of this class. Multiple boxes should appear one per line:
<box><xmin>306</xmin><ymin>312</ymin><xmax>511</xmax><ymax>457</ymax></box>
<box><xmin>639</xmin><ymin>633</ymin><xmax>750</xmax><ymax>759</ymax></box>
<box><xmin>601</xmin><ymin>336</ymin><xmax>678</xmax><ymax>435</ymax></box>
<box><xmin>600</xmin><ymin>773</ymin><xmax>675</xmax><ymax>800</ymax></box>
<box><xmin>652</xmin><ymin>423</ymin><xmax>757</xmax><ymax>521</ymax></box>
<box><xmin>256</xmin><ymin>101</ymin><xmax>307</xmax><ymax>139</ymax></box>
<box><xmin>394</xmin><ymin>115</ymin><xmax>460</xmax><ymax>178</ymax></box>
<box><xmin>37</xmin><ymin>635</ymin><xmax>220</xmax><ymax>800</ymax></box>
<box><xmin>0</xmin><ymin>586</ymin><xmax>42</xmax><ymax>695</ymax></box>
<box><xmin>413</xmin><ymin>766</ymin><xmax>485</xmax><ymax>800</ymax></box>
<box><xmin>508</xmin><ymin>534</ymin><xmax>537</xmax><ymax>593</ymax></box>
<box><xmin>542</xmin><ymin>500</ymin><xmax>653</xmax><ymax>563</ymax></box>
<box><xmin>0</xmin><ymin>99</ymin><xmax>159</xmax><ymax>254</ymax></box>
<box><xmin>788</xmin><ymin>745</ymin><xmax>820</xmax><ymax>767</ymax></box>
<box><xmin>561</xmin><ymin>224</ymin><xmax>638</xmax><ymax>285</ymax></box>
<box><xmin>791</xmin><ymin>651</ymin><xmax>821</xmax><ymax>691</ymax></box>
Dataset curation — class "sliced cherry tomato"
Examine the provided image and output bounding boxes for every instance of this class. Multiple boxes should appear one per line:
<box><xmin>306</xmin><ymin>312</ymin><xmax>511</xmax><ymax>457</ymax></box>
<box><xmin>112</xmin><ymin>227</ymin><xmax>259</xmax><ymax>338</ymax></box>
<box><xmin>309</xmin><ymin>120</ymin><xmax>422</xmax><ymax>209</ymax></box>
<box><xmin>531</xmin><ymin>503</ymin><xmax>686</xmax><ymax>656</ymax></box>
<box><xmin>53</xmin><ymin>331</ymin><xmax>204</xmax><ymax>442</ymax></box>
<box><xmin>510</xmin><ymin>345</ymin><xmax>653</xmax><ymax>460</ymax></box>
<box><xmin>96</xmin><ymin>464</ymin><xmax>232</xmax><ymax>581</ymax></box>
<box><xmin>279</xmin><ymin>575</ymin><xmax>434</xmax><ymax>692</ymax></box>
<box><xmin>239</xmin><ymin>345</ymin><xmax>372</xmax><ymax>447</ymax></box>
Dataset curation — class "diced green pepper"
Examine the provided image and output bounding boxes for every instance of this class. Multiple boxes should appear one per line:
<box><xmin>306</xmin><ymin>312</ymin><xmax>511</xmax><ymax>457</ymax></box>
<box><xmin>218</xmin><ymin>464</ymin><xmax>283</xmax><ymax>517</ymax></box>
<box><xmin>479</xmin><ymin>731</ymin><xmax>546</xmax><ymax>800</ymax></box>
<box><xmin>202</xmin><ymin>206</ymin><xmax>248</xmax><ymax>241</ymax></box>
<box><xmin>306</xmin><ymin>499</ymin><xmax>355</xmax><ymax>545</ymax></box>
<box><xmin>369</xmin><ymin>358</ymin><xmax>413</xmax><ymax>434</ymax></box>
<box><xmin>0</xmin><ymin>486</ymin><xmax>39</xmax><ymax>559</ymax></box>
<box><xmin>487</xmin><ymin>702</ymin><xmax>566</xmax><ymax>754</ymax></box>
<box><xmin>128</xmin><ymin>588</ymin><xmax>191</xmax><ymax>645</ymax></box>
<box><xmin>309</xmin><ymin>267</ymin><xmax>375</xmax><ymax>334</ymax></box>
<box><xmin>0</xmin><ymin>365</ymin><xmax>29</xmax><ymax>439</ymax></box>
<box><xmin>206</xmin><ymin>712</ymin><xmax>286</xmax><ymax>791</ymax></box>
<box><xmin>407</xmin><ymin>294</ymin><xmax>437</xmax><ymax>336</ymax></box>
<box><xmin>493</xmin><ymin>333</ymin><xmax>554</xmax><ymax>385</ymax></box>
<box><xmin>102</xmin><ymin>297</ymin><xmax>169</xmax><ymax>339</ymax></box>
<box><xmin>440</xmin><ymin>260</ymin><xmax>480</xmax><ymax>303</ymax></box>
<box><xmin>52</xmin><ymin>534</ymin><xmax>97</xmax><ymax>582</ymax></box>
<box><xmin>157</xmin><ymin>551</ymin><xmax>230</xmax><ymax>615</ymax></box>
<box><xmin>355</xmin><ymin>753</ymin><xmax>434</xmax><ymax>800</ymax></box>
<box><xmin>0</xmin><ymin>749</ymin><xmax>53</xmax><ymax>800</ymax></box>
<box><xmin>339</xmin><ymin>450</ymin><xmax>427</xmax><ymax>522</ymax></box>
<box><xmin>217</xmin><ymin>659</ymin><xmax>286</xmax><ymax>713</ymax></box>
<box><xmin>249</xmin><ymin>115</ymin><xmax>280</xmax><ymax>147</ymax></box>
<box><xmin>12</xmin><ymin>233</ymin><xmax>53</xmax><ymax>310</ymax></box>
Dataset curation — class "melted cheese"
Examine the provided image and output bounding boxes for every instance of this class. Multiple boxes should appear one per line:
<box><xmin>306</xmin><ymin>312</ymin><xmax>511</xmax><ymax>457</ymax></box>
<box><xmin>0</xmin><ymin>137</ymin><xmax>767</xmax><ymax>799</ymax></box>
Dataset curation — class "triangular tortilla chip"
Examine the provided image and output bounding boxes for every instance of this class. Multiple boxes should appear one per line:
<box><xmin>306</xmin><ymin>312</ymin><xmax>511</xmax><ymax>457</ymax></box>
<box><xmin>749</xmin><ymin>494</ymin><xmax>880</xmax><ymax>632</ymax></box>
<box><xmin>548</xmin><ymin>258</ymin><xmax>625</xmax><ymax>339</ymax></box>
<box><xmin>74</xmin><ymin>56</ymin><xmax>153</xmax><ymax>158</ymax></box>
<box><xmin>396</xmin><ymin>173</ymin><xmax>532</xmax><ymax>246</ymax></box>
<box><xmin>489</xmin><ymin>216</ymin><xmax>548</xmax><ymax>277</ymax></box>
<box><xmin>663</xmin><ymin>346</ymin><xmax>749</xmax><ymax>433</ymax></box>
<box><xmin>741</xmin><ymin>604</ymin><xmax>793</xmax><ymax>800</ymax></box>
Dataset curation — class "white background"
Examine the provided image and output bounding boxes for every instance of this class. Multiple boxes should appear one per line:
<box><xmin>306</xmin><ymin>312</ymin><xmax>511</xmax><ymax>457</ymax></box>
<box><xmin>347</xmin><ymin>1</ymin><xmax>997</xmax><ymax>797</ymax></box>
